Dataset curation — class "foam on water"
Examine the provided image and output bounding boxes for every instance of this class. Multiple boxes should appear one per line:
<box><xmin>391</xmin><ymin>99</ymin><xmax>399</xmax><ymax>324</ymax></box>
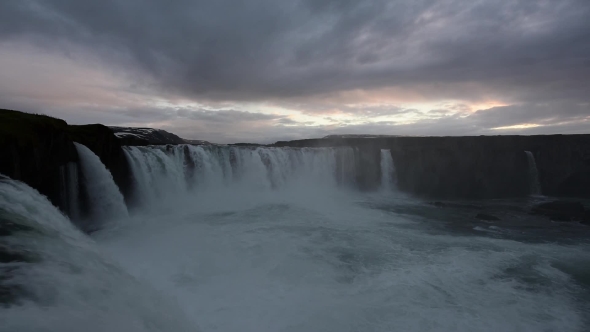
<box><xmin>0</xmin><ymin>177</ymin><xmax>195</xmax><ymax>332</ymax></box>
<box><xmin>2</xmin><ymin>144</ymin><xmax>590</xmax><ymax>332</ymax></box>
<box><xmin>96</xmin><ymin>189</ymin><xmax>589</xmax><ymax>332</ymax></box>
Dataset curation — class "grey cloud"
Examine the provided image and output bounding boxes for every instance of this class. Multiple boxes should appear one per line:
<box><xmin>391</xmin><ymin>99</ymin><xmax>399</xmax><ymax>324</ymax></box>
<box><xmin>1</xmin><ymin>0</ymin><xmax>589</xmax><ymax>104</ymax></box>
<box><xmin>339</xmin><ymin>105</ymin><xmax>420</xmax><ymax>118</ymax></box>
<box><xmin>120</xmin><ymin>108</ymin><xmax>178</xmax><ymax>122</ymax></box>
<box><xmin>468</xmin><ymin>102</ymin><xmax>590</xmax><ymax>129</ymax></box>
<box><xmin>293</xmin><ymin>102</ymin><xmax>590</xmax><ymax>141</ymax></box>
<box><xmin>175</xmin><ymin>108</ymin><xmax>285</xmax><ymax>123</ymax></box>
<box><xmin>276</xmin><ymin>118</ymin><xmax>300</xmax><ymax>125</ymax></box>
<box><xmin>5</xmin><ymin>97</ymin><xmax>588</xmax><ymax>144</ymax></box>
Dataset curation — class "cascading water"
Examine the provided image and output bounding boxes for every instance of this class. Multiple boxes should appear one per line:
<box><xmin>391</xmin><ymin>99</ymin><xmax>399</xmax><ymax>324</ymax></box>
<box><xmin>75</xmin><ymin>143</ymin><xmax>128</xmax><ymax>225</ymax></box>
<box><xmin>59</xmin><ymin>162</ymin><xmax>81</xmax><ymax>222</ymax></box>
<box><xmin>124</xmin><ymin>145</ymin><xmax>189</xmax><ymax>208</ymax></box>
<box><xmin>524</xmin><ymin>150</ymin><xmax>542</xmax><ymax>196</ymax></box>
<box><xmin>3</xmin><ymin>144</ymin><xmax>590</xmax><ymax>332</ymax></box>
<box><xmin>0</xmin><ymin>176</ymin><xmax>196</xmax><ymax>332</ymax></box>
<box><xmin>380</xmin><ymin>149</ymin><xmax>396</xmax><ymax>191</ymax></box>
<box><xmin>124</xmin><ymin>145</ymin><xmax>358</xmax><ymax>210</ymax></box>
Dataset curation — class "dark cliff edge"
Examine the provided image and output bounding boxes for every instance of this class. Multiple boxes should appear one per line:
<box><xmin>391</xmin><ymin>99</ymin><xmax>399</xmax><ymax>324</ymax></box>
<box><xmin>2</xmin><ymin>108</ymin><xmax>589</xmax><ymax>208</ymax></box>
<box><xmin>0</xmin><ymin>109</ymin><xmax>133</xmax><ymax>229</ymax></box>
<box><xmin>273</xmin><ymin>135</ymin><xmax>590</xmax><ymax>199</ymax></box>
<box><xmin>0</xmin><ymin>109</ymin><xmax>77</xmax><ymax>213</ymax></box>
<box><xmin>67</xmin><ymin>124</ymin><xmax>134</xmax><ymax>206</ymax></box>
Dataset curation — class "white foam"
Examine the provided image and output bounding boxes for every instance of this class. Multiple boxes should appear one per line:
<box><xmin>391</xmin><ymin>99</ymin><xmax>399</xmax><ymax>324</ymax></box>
<box><xmin>75</xmin><ymin>142</ymin><xmax>128</xmax><ymax>225</ymax></box>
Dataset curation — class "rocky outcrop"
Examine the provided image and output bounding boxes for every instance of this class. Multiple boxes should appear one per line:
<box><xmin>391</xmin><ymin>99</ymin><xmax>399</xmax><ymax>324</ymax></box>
<box><xmin>110</xmin><ymin>126</ymin><xmax>186</xmax><ymax>145</ymax></box>
<box><xmin>0</xmin><ymin>109</ymin><xmax>133</xmax><ymax>225</ymax></box>
<box><xmin>0</xmin><ymin>109</ymin><xmax>77</xmax><ymax>212</ymax></box>
<box><xmin>531</xmin><ymin>201</ymin><xmax>589</xmax><ymax>223</ymax></box>
<box><xmin>3</xmin><ymin>108</ymin><xmax>589</xmax><ymax>203</ymax></box>
<box><xmin>274</xmin><ymin>135</ymin><xmax>590</xmax><ymax>199</ymax></box>
<box><xmin>67</xmin><ymin>124</ymin><xmax>134</xmax><ymax>206</ymax></box>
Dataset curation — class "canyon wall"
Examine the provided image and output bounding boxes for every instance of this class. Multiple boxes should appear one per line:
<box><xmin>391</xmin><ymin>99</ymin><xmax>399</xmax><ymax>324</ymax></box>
<box><xmin>0</xmin><ymin>109</ymin><xmax>133</xmax><ymax>222</ymax></box>
<box><xmin>2</xmin><ymin>109</ymin><xmax>589</xmax><ymax>206</ymax></box>
<box><xmin>274</xmin><ymin>135</ymin><xmax>590</xmax><ymax>199</ymax></box>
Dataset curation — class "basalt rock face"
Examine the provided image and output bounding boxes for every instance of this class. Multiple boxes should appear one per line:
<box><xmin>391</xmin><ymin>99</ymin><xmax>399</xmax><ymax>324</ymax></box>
<box><xmin>0</xmin><ymin>109</ymin><xmax>133</xmax><ymax>220</ymax></box>
<box><xmin>529</xmin><ymin>135</ymin><xmax>590</xmax><ymax>198</ymax></box>
<box><xmin>274</xmin><ymin>135</ymin><xmax>590</xmax><ymax>199</ymax></box>
<box><xmin>276</xmin><ymin>138</ymin><xmax>382</xmax><ymax>191</ymax></box>
<box><xmin>0</xmin><ymin>109</ymin><xmax>77</xmax><ymax>212</ymax></box>
<box><xmin>531</xmin><ymin>201</ymin><xmax>589</xmax><ymax>223</ymax></box>
<box><xmin>67</xmin><ymin>124</ymin><xmax>133</xmax><ymax>205</ymax></box>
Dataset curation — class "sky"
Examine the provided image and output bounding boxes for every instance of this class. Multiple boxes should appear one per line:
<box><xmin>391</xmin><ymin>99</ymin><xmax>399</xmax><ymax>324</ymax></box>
<box><xmin>0</xmin><ymin>0</ymin><xmax>589</xmax><ymax>143</ymax></box>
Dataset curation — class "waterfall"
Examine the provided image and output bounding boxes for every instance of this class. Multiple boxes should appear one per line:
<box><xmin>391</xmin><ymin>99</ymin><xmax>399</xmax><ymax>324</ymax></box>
<box><xmin>124</xmin><ymin>145</ymin><xmax>189</xmax><ymax>208</ymax></box>
<box><xmin>0</xmin><ymin>176</ymin><xmax>196</xmax><ymax>331</ymax></box>
<box><xmin>524</xmin><ymin>151</ymin><xmax>542</xmax><ymax>196</ymax></box>
<box><xmin>380</xmin><ymin>149</ymin><xmax>396</xmax><ymax>191</ymax></box>
<box><xmin>75</xmin><ymin>143</ymin><xmax>128</xmax><ymax>224</ymax></box>
<box><xmin>59</xmin><ymin>162</ymin><xmax>81</xmax><ymax>222</ymax></box>
<box><xmin>335</xmin><ymin>147</ymin><xmax>358</xmax><ymax>188</ymax></box>
<box><xmin>123</xmin><ymin>145</ymin><xmax>359</xmax><ymax>209</ymax></box>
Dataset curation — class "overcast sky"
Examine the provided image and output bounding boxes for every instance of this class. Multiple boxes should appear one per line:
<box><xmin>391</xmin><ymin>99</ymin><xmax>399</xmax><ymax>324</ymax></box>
<box><xmin>1</xmin><ymin>0</ymin><xmax>589</xmax><ymax>143</ymax></box>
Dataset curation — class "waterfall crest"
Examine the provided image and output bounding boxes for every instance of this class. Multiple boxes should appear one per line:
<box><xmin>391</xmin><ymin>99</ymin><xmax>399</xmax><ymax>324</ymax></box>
<box><xmin>75</xmin><ymin>143</ymin><xmax>128</xmax><ymax>225</ymax></box>
<box><xmin>524</xmin><ymin>151</ymin><xmax>542</xmax><ymax>196</ymax></box>
<box><xmin>380</xmin><ymin>149</ymin><xmax>396</xmax><ymax>191</ymax></box>
<box><xmin>123</xmin><ymin>145</ymin><xmax>358</xmax><ymax>209</ymax></box>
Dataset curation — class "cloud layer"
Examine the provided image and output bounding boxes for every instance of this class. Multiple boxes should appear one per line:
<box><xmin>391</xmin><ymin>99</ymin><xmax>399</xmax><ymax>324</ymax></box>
<box><xmin>0</xmin><ymin>0</ymin><xmax>589</xmax><ymax>142</ymax></box>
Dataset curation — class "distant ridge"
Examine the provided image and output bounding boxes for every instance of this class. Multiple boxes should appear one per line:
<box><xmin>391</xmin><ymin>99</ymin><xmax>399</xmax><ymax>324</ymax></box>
<box><xmin>322</xmin><ymin>134</ymin><xmax>403</xmax><ymax>139</ymax></box>
<box><xmin>109</xmin><ymin>126</ymin><xmax>186</xmax><ymax>145</ymax></box>
<box><xmin>184</xmin><ymin>139</ymin><xmax>214</xmax><ymax>146</ymax></box>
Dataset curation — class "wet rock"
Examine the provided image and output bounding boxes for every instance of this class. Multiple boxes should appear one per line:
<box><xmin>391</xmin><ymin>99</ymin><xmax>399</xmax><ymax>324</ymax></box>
<box><xmin>429</xmin><ymin>201</ymin><xmax>483</xmax><ymax>210</ymax></box>
<box><xmin>531</xmin><ymin>201</ymin><xmax>588</xmax><ymax>222</ymax></box>
<box><xmin>274</xmin><ymin>135</ymin><xmax>590</xmax><ymax>199</ymax></box>
<box><xmin>0</xmin><ymin>109</ymin><xmax>133</xmax><ymax>226</ymax></box>
<box><xmin>476</xmin><ymin>213</ymin><xmax>501</xmax><ymax>221</ymax></box>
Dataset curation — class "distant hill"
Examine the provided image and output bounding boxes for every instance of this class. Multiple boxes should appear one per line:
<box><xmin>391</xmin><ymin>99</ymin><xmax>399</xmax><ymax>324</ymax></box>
<box><xmin>110</xmin><ymin>127</ymin><xmax>186</xmax><ymax>145</ymax></box>
<box><xmin>322</xmin><ymin>134</ymin><xmax>402</xmax><ymax>139</ymax></box>
<box><xmin>184</xmin><ymin>139</ymin><xmax>213</xmax><ymax>145</ymax></box>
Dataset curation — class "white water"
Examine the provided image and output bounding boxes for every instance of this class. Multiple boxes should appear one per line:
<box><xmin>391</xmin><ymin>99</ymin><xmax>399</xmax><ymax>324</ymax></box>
<box><xmin>0</xmin><ymin>177</ymin><xmax>195</xmax><ymax>332</ymax></box>
<box><xmin>123</xmin><ymin>145</ymin><xmax>357</xmax><ymax>210</ymax></box>
<box><xmin>75</xmin><ymin>143</ymin><xmax>129</xmax><ymax>224</ymax></box>
<box><xmin>525</xmin><ymin>151</ymin><xmax>542</xmax><ymax>196</ymax></box>
<box><xmin>2</xmin><ymin>145</ymin><xmax>590</xmax><ymax>332</ymax></box>
<box><xmin>380</xmin><ymin>149</ymin><xmax>396</xmax><ymax>191</ymax></box>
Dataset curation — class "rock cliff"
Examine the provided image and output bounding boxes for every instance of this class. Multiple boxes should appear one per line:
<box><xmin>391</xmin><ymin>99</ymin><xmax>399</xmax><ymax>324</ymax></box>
<box><xmin>2</xmin><ymin>108</ymin><xmax>589</xmax><ymax>204</ymax></box>
<box><xmin>0</xmin><ymin>109</ymin><xmax>133</xmax><ymax>226</ymax></box>
<box><xmin>273</xmin><ymin>135</ymin><xmax>590</xmax><ymax>199</ymax></box>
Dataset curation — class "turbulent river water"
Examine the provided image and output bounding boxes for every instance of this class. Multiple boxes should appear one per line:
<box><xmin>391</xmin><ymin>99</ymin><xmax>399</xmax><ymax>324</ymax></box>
<box><xmin>1</xmin><ymin>145</ymin><xmax>590</xmax><ymax>332</ymax></box>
